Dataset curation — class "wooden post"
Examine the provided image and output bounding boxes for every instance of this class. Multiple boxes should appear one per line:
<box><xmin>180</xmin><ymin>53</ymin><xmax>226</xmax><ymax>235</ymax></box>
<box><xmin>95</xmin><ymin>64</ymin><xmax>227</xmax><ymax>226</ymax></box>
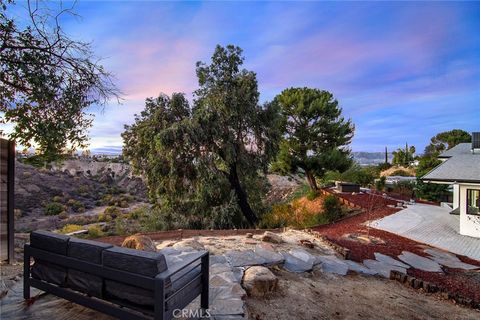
<box><xmin>0</xmin><ymin>138</ymin><xmax>15</xmax><ymax>264</ymax></box>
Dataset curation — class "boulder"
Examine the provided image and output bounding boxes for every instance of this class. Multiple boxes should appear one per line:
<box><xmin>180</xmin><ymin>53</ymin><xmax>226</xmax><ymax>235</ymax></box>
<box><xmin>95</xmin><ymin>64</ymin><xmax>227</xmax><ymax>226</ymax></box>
<box><xmin>121</xmin><ymin>234</ymin><xmax>157</xmax><ymax>252</ymax></box>
<box><xmin>261</xmin><ymin>231</ymin><xmax>284</xmax><ymax>244</ymax></box>
<box><xmin>242</xmin><ymin>266</ymin><xmax>278</xmax><ymax>297</ymax></box>
<box><xmin>172</xmin><ymin>239</ymin><xmax>205</xmax><ymax>251</ymax></box>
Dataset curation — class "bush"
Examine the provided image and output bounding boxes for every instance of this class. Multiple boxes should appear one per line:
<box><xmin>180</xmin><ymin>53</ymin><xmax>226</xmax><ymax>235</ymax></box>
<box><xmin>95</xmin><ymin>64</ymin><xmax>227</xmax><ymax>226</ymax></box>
<box><xmin>97</xmin><ymin>212</ymin><xmax>113</xmax><ymax>222</ymax></box>
<box><xmin>104</xmin><ymin>206</ymin><xmax>121</xmax><ymax>216</ymax></box>
<box><xmin>87</xmin><ymin>225</ymin><xmax>104</xmax><ymax>238</ymax></box>
<box><xmin>375</xmin><ymin>176</ymin><xmax>386</xmax><ymax>192</ymax></box>
<box><xmin>52</xmin><ymin>196</ymin><xmax>63</xmax><ymax>203</ymax></box>
<box><xmin>59</xmin><ymin>224</ymin><xmax>84</xmax><ymax>234</ymax></box>
<box><xmin>392</xmin><ymin>181</ymin><xmax>415</xmax><ymax>198</ymax></box>
<box><xmin>44</xmin><ymin>202</ymin><xmax>65</xmax><ymax>216</ymax></box>
<box><xmin>319</xmin><ymin>195</ymin><xmax>343</xmax><ymax>224</ymax></box>
<box><xmin>259</xmin><ymin>201</ymin><xmax>321</xmax><ymax>229</ymax></box>
<box><xmin>306</xmin><ymin>189</ymin><xmax>319</xmax><ymax>201</ymax></box>
<box><xmin>129</xmin><ymin>206</ymin><xmax>148</xmax><ymax>220</ymax></box>
<box><xmin>67</xmin><ymin>199</ymin><xmax>85</xmax><ymax>213</ymax></box>
<box><xmin>390</xmin><ymin>169</ymin><xmax>412</xmax><ymax>177</ymax></box>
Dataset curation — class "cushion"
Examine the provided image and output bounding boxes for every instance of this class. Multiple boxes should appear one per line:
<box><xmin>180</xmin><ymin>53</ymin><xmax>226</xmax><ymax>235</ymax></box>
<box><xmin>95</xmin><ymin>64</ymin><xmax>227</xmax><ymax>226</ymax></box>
<box><xmin>30</xmin><ymin>230</ymin><xmax>70</xmax><ymax>255</ymax></box>
<box><xmin>30</xmin><ymin>231</ymin><xmax>70</xmax><ymax>286</ymax></box>
<box><xmin>66</xmin><ymin>237</ymin><xmax>113</xmax><ymax>297</ymax></box>
<box><xmin>102</xmin><ymin>247</ymin><xmax>167</xmax><ymax>277</ymax></box>
<box><xmin>104</xmin><ymin>256</ymin><xmax>202</xmax><ymax>310</ymax></box>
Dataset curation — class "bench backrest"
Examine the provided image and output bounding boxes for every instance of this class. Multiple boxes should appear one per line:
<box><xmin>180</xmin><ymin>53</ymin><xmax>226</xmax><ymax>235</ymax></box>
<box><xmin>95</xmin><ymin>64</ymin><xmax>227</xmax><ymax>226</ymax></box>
<box><xmin>29</xmin><ymin>230</ymin><xmax>168</xmax><ymax>303</ymax></box>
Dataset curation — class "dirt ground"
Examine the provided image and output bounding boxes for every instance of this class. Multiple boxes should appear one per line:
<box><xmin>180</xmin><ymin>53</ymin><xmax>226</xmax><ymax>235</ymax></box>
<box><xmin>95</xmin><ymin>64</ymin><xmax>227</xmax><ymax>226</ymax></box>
<box><xmin>246</xmin><ymin>269</ymin><xmax>480</xmax><ymax>320</ymax></box>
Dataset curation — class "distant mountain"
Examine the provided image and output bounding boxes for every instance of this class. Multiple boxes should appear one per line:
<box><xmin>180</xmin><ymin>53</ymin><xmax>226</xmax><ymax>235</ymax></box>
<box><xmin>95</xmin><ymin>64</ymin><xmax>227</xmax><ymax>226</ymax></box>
<box><xmin>352</xmin><ymin>152</ymin><xmax>392</xmax><ymax>166</ymax></box>
<box><xmin>90</xmin><ymin>146</ymin><xmax>122</xmax><ymax>155</ymax></box>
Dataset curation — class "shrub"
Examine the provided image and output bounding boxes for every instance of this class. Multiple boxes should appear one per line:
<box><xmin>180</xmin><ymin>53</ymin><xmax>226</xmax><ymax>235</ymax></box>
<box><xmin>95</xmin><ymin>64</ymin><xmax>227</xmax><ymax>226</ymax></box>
<box><xmin>119</xmin><ymin>200</ymin><xmax>129</xmax><ymax>208</ymax></box>
<box><xmin>391</xmin><ymin>169</ymin><xmax>411</xmax><ymax>177</ymax></box>
<box><xmin>67</xmin><ymin>199</ymin><xmax>85</xmax><ymax>213</ymax></box>
<box><xmin>58</xmin><ymin>211</ymin><xmax>69</xmax><ymax>220</ymax></box>
<box><xmin>76</xmin><ymin>185</ymin><xmax>91</xmax><ymax>196</ymax></box>
<box><xmin>320</xmin><ymin>195</ymin><xmax>343</xmax><ymax>224</ymax></box>
<box><xmin>104</xmin><ymin>206</ymin><xmax>121</xmax><ymax>216</ymax></box>
<box><xmin>306</xmin><ymin>190</ymin><xmax>319</xmax><ymax>201</ymax></box>
<box><xmin>392</xmin><ymin>181</ymin><xmax>415</xmax><ymax>198</ymax></box>
<box><xmin>87</xmin><ymin>225</ymin><xmax>104</xmax><ymax>238</ymax></box>
<box><xmin>44</xmin><ymin>202</ymin><xmax>65</xmax><ymax>216</ymax></box>
<box><xmin>375</xmin><ymin>176</ymin><xmax>386</xmax><ymax>192</ymax></box>
<box><xmin>60</xmin><ymin>224</ymin><xmax>84</xmax><ymax>234</ymax></box>
<box><xmin>52</xmin><ymin>196</ymin><xmax>63</xmax><ymax>203</ymax></box>
<box><xmin>129</xmin><ymin>206</ymin><xmax>148</xmax><ymax>220</ymax></box>
<box><xmin>97</xmin><ymin>213</ymin><xmax>113</xmax><ymax>222</ymax></box>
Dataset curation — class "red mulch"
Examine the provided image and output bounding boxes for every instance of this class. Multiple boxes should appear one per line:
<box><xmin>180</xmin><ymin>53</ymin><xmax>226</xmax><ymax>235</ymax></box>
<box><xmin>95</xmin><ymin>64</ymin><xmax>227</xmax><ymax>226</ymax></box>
<box><xmin>313</xmin><ymin>190</ymin><xmax>480</xmax><ymax>304</ymax></box>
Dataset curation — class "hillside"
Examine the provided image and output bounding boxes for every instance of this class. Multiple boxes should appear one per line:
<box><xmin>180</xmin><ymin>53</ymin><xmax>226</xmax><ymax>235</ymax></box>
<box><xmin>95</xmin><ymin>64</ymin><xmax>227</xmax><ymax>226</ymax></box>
<box><xmin>14</xmin><ymin>160</ymin><xmax>147</xmax><ymax>231</ymax></box>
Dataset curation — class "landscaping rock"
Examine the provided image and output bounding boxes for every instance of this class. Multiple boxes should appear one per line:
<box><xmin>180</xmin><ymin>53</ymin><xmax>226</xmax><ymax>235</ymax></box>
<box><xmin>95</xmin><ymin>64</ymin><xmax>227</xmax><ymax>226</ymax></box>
<box><xmin>282</xmin><ymin>251</ymin><xmax>314</xmax><ymax>272</ymax></box>
<box><xmin>245</xmin><ymin>233</ymin><xmax>253</xmax><ymax>238</ymax></box>
<box><xmin>261</xmin><ymin>231</ymin><xmax>284</xmax><ymax>244</ymax></box>
<box><xmin>424</xmin><ymin>248</ymin><xmax>479</xmax><ymax>270</ymax></box>
<box><xmin>374</xmin><ymin>253</ymin><xmax>410</xmax><ymax>269</ymax></box>
<box><xmin>224</xmin><ymin>250</ymin><xmax>266</xmax><ymax>267</ymax></box>
<box><xmin>344</xmin><ymin>260</ymin><xmax>377</xmax><ymax>275</ymax></box>
<box><xmin>315</xmin><ymin>255</ymin><xmax>349</xmax><ymax>275</ymax></box>
<box><xmin>121</xmin><ymin>234</ymin><xmax>157</xmax><ymax>252</ymax></box>
<box><xmin>363</xmin><ymin>259</ymin><xmax>407</xmax><ymax>278</ymax></box>
<box><xmin>398</xmin><ymin>251</ymin><xmax>443</xmax><ymax>273</ymax></box>
<box><xmin>172</xmin><ymin>239</ymin><xmax>205</xmax><ymax>251</ymax></box>
<box><xmin>242</xmin><ymin>266</ymin><xmax>278</xmax><ymax>297</ymax></box>
<box><xmin>254</xmin><ymin>244</ymin><xmax>284</xmax><ymax>265</ymax></box>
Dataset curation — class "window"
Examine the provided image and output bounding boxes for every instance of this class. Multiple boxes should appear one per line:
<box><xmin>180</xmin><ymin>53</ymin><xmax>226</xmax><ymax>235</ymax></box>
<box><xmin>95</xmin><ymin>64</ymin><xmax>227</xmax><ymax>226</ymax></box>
<box><xmin>466</xmin><ymin>189</ymin><xmax>480</xmax><ymax>215</ymax></box>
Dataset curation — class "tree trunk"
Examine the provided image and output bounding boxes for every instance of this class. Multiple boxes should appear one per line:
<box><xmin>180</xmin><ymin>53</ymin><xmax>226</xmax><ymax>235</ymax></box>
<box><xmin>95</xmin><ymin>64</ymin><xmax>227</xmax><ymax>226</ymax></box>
<box><xmin>228</xmin><ymin>164</ymin><xmax>258</xmax><ymax>226</ymax></box>
<box><xmin>306</xmin><ymin>170</ymin><xmax>318</xmax><ymax>191</ymax></box>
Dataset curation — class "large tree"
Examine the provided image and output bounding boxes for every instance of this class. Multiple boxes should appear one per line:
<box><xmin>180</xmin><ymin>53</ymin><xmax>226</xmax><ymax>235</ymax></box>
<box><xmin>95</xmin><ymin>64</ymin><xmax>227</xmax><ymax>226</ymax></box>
<box><xmin>424</xmin><ymin>129</ymin><xmax>471</xmax><ymax>156</ymax></box>
<box><xmin>1</xmin><ymin>0</ymin><xmax>118</xmax><ymax>159</ymax></box>
<box><xmin>123</xmin><ymin>45</ymin><xmax>280</xmax><ymax>227</ymax></box>
<box><xmin>272</xmin><ymin>88</ymin><xmax>354</xmax><ymax>190</ymax></box>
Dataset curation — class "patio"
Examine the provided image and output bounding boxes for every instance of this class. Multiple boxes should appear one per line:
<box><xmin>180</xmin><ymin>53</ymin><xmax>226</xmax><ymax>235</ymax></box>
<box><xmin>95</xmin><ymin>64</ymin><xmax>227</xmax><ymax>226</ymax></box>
<box><xmin>370</xmin><ymin>204</ymin><xmax>480</xmax><ymax>261</ymax></box>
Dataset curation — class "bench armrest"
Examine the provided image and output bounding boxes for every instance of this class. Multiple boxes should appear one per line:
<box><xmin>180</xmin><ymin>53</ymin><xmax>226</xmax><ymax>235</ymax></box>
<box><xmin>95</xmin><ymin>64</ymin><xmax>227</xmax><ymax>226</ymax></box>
<box><xmin>155</xmin><ymin>250</ymin><xmax>208</xmax><ymax>280</ymax></box>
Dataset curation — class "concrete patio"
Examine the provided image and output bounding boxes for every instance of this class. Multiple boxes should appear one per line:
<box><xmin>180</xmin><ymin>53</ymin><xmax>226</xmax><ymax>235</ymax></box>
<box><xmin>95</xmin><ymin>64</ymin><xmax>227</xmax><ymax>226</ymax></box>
<box><xmin>371</xmin><ymin>204</ymin><xmax>480</xmax><ymax>261</ymax></box>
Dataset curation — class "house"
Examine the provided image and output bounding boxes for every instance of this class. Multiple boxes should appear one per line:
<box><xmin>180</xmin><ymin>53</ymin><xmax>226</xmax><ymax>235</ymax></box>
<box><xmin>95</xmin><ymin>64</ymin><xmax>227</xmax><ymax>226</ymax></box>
<box><xmin>421</xmin><ymin>134</ymin><xmax>480</xmax><ymax>238</ymax></box>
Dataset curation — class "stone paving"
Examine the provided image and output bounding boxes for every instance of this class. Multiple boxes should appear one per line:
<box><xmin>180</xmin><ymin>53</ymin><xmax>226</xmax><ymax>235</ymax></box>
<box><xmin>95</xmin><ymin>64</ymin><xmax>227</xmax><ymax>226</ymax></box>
<box><xmin>2</xmin><ymin>230</ymin><xmax>479</xmax><ymax>320</ymax></box>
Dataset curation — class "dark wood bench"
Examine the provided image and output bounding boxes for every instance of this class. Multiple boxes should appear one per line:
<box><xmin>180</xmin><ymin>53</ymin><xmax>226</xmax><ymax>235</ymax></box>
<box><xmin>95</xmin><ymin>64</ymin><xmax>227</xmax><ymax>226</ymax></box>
<box><xmin>24</xmin><ymin>230</ymin><xmax>209</xmax><ymax>320</ymax></box>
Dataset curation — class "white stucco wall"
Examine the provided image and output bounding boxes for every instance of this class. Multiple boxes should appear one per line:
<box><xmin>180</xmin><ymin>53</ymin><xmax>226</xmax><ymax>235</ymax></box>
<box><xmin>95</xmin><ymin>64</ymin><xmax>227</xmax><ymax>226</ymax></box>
<box><xmin>459</xmin><ymin>183</ymin><xmax>480</xmax><ymax>238</ymax></box>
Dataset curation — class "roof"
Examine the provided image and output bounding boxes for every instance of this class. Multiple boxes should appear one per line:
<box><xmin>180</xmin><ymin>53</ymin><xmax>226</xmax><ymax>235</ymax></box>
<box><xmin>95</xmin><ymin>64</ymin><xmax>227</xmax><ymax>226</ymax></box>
<box><xmin>422</xmin><ymin>144</ymin><xmax>480</xmax><ymax>183</ymax></box>
<box><xmin>437</xmin><ymin>143</ymin><xmax>472</xmax><ymax>158</ymax></box>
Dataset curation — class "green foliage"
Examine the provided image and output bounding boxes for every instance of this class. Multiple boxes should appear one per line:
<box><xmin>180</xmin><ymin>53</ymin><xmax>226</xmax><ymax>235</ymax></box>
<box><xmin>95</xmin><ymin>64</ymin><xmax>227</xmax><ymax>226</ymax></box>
<box><xmin>44</xmin><ymin>202</ymin><xmax>65</xmax><ymax>216</ymax></box>
<box><xmin>415</xmin><ymin>180</ymin><xmax>450</xmax><ymax>202</ymax></box>
<box><xmin>392</xmin><ymin>145</ymin><xmax>416</xmax><ymax>166</ymax></box>
<box><xmin>375</xmin><ymin>176</ymin><xmax>386</xmax><ymax>192</ymax></box>
<box><xmin>122</xmin><ymin>45</ymin><xmax>280</xmax><ymax>227</ymax></box>
<box><xmin>0</xmin><ymin>1</ymin><xmax>118</xmax><ymax>161</ymax></box>
<box><xmin>392</xmin><ymin>181</ymin><xmax>415</xmax><ymax>198</ymax></box>
<box><xmin>320</xmin><ymin>195</ymin><xmax>343</xmax><ymax>223</ymax></box>
<box><xmin>306</xmin><ymin>190</ymin><xmax>319</xmax><ymax>201</ymax></box>
<box><xmin>324</xmin><ymin>164</ymin><xmax>377</xmax><ymax>187</ymax></box>
<box><xmin>87</xmin><ymin>225</ymin><xmax>104</xmax><ymax>238</ymax></box>
<box><xmin>416</xmin><ymin>156</ymin><xmax>442</xmax><ymax>178</ymax></box>
<box><xmin>59</xmin><ymin>224</ymin><xmax>83</xmax><ymax>234</ymax></box>
<box><xmin>272</xmin><ymin>87</ymin><xmax>354</xmax><ymax>190</ymax></box>
<box><xmin>377</xmin><ymin>162</ymin><xmax>392</xmax><ymax>172</ymax></box>
<box><xmin>424</xmin><ymin>129</ymin><xmax>471</xmax><ymax>156</ymax></box>
<box><xmin>390</xmin><ymin>169</ymin><xmax>412</xmax><ymax>177</ymax></box>
<box><xmin>67</xmin><ymin>199</ymin><xmax>85</xmax><ymax>213</ymax></box>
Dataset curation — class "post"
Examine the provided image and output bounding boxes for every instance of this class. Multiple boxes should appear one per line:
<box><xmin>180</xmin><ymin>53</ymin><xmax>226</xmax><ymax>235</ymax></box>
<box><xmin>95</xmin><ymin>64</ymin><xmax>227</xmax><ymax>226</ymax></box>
<box><xmin>200</xmin><ymin>253</ymin><xmax>209</xmax><ymax>310</ymax></box>
<box><xmin>154</xmin><ymin>276</ymin><xmax>165</xmax><ymax>320</ymax></box>
<box><xmin>23</xmin><ymin>244</ymin><xmax>30</xmax><ymax>300</ymax></box>
<box><xmin>7</xmin><ymin>140</ymin><xmax>14</xmax><ymax>264</ymax></box>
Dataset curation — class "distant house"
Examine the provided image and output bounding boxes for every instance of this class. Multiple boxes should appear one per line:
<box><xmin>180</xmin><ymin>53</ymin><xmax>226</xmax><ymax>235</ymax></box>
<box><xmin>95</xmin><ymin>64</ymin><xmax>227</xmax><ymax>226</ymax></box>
<box><xmin>421</xmin><ymin>135</ymin><xmax>480</xmax><ymax>238</ymax></box>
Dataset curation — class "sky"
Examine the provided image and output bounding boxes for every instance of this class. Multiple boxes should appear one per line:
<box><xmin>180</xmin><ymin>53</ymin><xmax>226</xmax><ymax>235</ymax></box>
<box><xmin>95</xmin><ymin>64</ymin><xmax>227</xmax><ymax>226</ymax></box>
<box><xmin>6</xmin><ymin>1</ymin><xmax>480</xmax><ymax>153</ymax></box>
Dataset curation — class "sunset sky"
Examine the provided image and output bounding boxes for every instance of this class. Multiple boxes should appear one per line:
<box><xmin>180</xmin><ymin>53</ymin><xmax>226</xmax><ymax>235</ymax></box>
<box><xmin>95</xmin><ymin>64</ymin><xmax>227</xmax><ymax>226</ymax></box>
<box><xmin>11</xmin><ymin>1</ymin><xmax>480</xmax><ymax>153</ymax></box>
